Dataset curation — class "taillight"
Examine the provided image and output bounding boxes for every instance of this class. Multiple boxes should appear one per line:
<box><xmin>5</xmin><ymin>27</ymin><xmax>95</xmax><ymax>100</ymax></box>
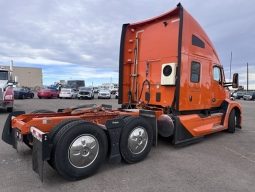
<box><xmin>31</xmin><ymin>127</ymin><xmax>45</xmax><ymax>142</ymax></box>
<box><xmin>4</xmin><ymin>87</ymin><xmax>14</xmax><ymax>101</ymax></box>
<box><xmin>4</xmin><ymin>95</ymin><xmax>13</xmax><ymax>100</ymax></box>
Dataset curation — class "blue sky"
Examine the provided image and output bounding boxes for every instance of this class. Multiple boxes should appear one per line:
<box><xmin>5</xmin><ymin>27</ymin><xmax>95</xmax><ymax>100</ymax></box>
<box><xmin>0</xmin><ymin>0</ymin><xmax>254</xmax><ymax>88</ymax></box>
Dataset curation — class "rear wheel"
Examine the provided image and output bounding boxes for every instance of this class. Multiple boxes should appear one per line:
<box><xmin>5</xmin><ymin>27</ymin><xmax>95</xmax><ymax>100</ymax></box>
<box><xmin>53</xmin><ymin>120</ymin><xmax>108</xmax><ymax>180</ymax></box>
<box><xmin>48</xmin><ymin>119</ymin><xmax>78</xmax><ymax>168</ymax></box>
<box><xmin>120</xmin><ymin>116</ymin><xmax>153</xmax><ymax>163</ymax></box>
<box><xmin>227</xmin><ymin>109</ymin><xmax>236</xmax><ymax>133</ymax></box>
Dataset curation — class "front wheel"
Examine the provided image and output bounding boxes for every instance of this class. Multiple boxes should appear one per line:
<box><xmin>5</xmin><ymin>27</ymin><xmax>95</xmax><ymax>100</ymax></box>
<box><xmin>53</xmin><ymin>120</ymin><xmax>108</xmax><ymax>180</ymax></box>
<box><xmin>227</xmin><ymin>109</ymin><xmax>236</xmax><ymax>133</ymax></box>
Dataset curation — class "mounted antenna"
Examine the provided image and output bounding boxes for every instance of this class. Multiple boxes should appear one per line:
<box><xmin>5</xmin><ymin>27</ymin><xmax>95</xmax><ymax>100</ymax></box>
<box><xmin>9</xmin><ymin>60</ymin><xmax>14</xmax><ymax>81</ymax></box>
<box><xmin>10</xmin><ymin>60</ymin><xmax>13</xmax><ymax>72</ymax></box>
<box><xmin>229</xmin><ymin>51</ymin><xmax>232</xmax><ymax>81</ymax></box>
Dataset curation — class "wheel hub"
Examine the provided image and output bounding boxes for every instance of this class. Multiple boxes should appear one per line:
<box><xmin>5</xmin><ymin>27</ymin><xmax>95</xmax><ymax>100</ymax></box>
<box><xmin>68</xmin><ymin>134</ymin><xmax>99</xmax><ymax>168</ymax></box>
<box><xmin>128</xmin><ymin>127</ymin><xmax>148</xmax><ymax>154</ymax></box>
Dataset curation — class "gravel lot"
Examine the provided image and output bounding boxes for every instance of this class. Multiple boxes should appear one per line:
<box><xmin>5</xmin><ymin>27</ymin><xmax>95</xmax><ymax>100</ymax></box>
<box><xmin>0</xmin><ymin>98</ymin><xmax>255</xmax><ymax>192</ymax></box>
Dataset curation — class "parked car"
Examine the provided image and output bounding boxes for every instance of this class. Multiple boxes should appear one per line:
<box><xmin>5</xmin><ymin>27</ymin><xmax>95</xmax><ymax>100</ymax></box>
<box><xmin>14</xmin><ymin>87</ymin><xmax>34</xmax><ymax>99</ymax></box>
<box><xmin>98</xmin><ymin>89</ymin><xmax>111</xmax><ymax>99</ymax></box>
<box><xmin>78</xmin><ymin>87</ymin><xmax>94</xmax><ymax>99</ymax></box>
<box><xmin>37</xmin><ymin>87</ymin><xmax>59</xmax><ymax>99</ymax></box>
<box><xmin>234</xmin><ymin>91</ymin><xmax>245</xmax><ymax>99</ymax></box>
<box><xmin>93</xmin><ymin>87</ymin><xmax>99</xmax><ymax>93</ymax></box>
<box><xmin>243</xmin><ymin>92</ymin><xmax>255</xmax><ymax>100</ymax></box>
<box><xmin>59</xmin><ymin>88</ymin><xmax>77</xmax><ymax>99</ymax></box>
<box><xmin>115</xmin><ymin>91</ymin><xmax>118</xmax><ymax>99</ymax></box>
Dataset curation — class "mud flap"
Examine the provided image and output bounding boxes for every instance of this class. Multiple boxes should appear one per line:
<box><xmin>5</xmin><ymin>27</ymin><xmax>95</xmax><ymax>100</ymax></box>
<box><xmin>31</xmin><ymin>128</ymin><xmax>51</xmax><ymax>182</ymax></box>
<box><xmin>139</xmin><ymin>110</ymin><xmax>158</xmax><ymax>146</ymax></box>
<box><xmin>106</xmin><ymin>118</ymin><xmax>124</xmax><ymax>163</ymax></box>
<box><xmin>2</xmin><ymin>111</ymin><xmax>25</xmax><ymax>147</ymax></box>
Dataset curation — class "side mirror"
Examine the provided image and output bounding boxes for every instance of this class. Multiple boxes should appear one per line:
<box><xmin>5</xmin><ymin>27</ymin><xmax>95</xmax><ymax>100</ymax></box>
<box><xmin>7</xmin><ymin>82</ymin><xmax>13</xmax><ymax>86</ymax></box>
<box><xmin>232</xmin><ymin>73</ymin><xmax>239</xmax><ymax>88</ymax></box>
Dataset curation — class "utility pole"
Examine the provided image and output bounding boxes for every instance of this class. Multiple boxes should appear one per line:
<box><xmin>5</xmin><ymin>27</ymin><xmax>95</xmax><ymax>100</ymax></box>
<box><xmin>229</xmin><ymin>51</ymin><xmax>232</xmax><ymax>81</ymax></box>
<box><xmin>247</xmin><ymin>62</ymin><xmax>249</xmax><ymax>92</ymax></box>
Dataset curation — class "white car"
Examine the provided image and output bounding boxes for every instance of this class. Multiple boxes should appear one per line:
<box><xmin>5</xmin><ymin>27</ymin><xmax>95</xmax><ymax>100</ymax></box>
<box><xmin>78</xmin><ymin>87</ymin><xmax>94</xmax><ymax>99</ymax></box>
<box><xmin>59</xmin><ymin>88</ymin><xmax>77</xmax><ymax>99</ymax></box>
<box><xmin>98</xmin><ymin>89</ymin><xmax>111</xmax><ymax>99</ymax></box>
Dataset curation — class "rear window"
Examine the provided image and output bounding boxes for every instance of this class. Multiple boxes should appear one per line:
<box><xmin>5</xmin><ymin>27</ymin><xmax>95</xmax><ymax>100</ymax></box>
<box><xmin>61</xmin><ymin>89</ymin><xmax>71</xmax><ymax>93</ymax></box>
<box><xmin>80</xmin><ymin>88</ymin><xmax>91</xmax><ymax>91</ymax></box>
<box><xmin>190</xmin><ymin>61</ymin><xmax>201</xmax><ymax>83</ymax></box>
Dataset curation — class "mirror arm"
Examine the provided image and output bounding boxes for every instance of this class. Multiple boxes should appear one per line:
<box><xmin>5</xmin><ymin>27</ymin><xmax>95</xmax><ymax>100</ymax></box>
<box><xmin>224</xmin><ymin>82</ymin><xmax>233</xmax><ymax>87</ymax></box>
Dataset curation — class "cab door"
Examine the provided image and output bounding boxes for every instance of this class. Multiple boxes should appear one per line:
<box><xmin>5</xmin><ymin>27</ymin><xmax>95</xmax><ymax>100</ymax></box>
<box><xmin>211</xmin><ymin>65</ymin><xmax>226</xmax><ymax>108</ymax></box>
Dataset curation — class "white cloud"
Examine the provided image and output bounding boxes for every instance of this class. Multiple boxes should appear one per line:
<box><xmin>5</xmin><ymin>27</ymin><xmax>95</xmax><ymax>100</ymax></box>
<box><xmin>0</xmin><ymin>0</ymin><xmax>254</xmax><ymax>88</ymax></box>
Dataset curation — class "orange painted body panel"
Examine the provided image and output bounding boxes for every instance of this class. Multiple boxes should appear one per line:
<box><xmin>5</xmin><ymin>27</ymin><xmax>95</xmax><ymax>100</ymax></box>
<box><xmin>222</xmin><ymin>99</ymin><xmax>242</xmax><ymax>128</ymax></box>
<box><xmin>120</xmin><ymin>5</ymin><xmax>237</xmax><ymax>112</ymax></box>
<box><xmin>11</xmin><ymin>110</ymin><xmax>141</xmax><ymax>134</ymax></box>
<box><xmin>122</xmin><ymin>8</ymin><xmax>179</xmax><ymax>106</ymax></box>
<box><xmin>179</xmin><ymin>113</ymin><xmax>224</xmax><ymax>137</ymax></box>
<box><xmin>178</xmin><ymin>10</ymin><xmax>220</xmax><ymax>111</ymax></box>
<box><xmin>179</xmin><ymin>99</ymin><xmax>242</xmax><ymax>137</ymax></box>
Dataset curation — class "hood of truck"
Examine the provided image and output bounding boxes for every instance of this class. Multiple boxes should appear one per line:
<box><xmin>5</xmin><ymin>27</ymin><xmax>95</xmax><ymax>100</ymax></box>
<box><xmin>0</xmin><ymin>80</ymin><xmax>8</xmax><ymax>88</ymax></box>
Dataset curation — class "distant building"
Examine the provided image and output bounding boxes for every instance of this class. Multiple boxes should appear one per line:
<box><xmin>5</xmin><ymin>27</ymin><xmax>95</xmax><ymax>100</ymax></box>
<box><xmin>59</xmin><ymin>80</ymin><xmax>66</xmax><ymax>85</ymax></box>
<box><xmin>4</xmin><ymin>66</ymin><xmax>43</xmax><ymax>88</ymax></box>
<box><xmin>66</xmin><ymin>80</ymin><xmax>85</xmax><ymax>89</ymax></box>
<box><xmin>99</xmin><ymin>83</ymin><xmax>118</xmax><ymax>93</ymax></box>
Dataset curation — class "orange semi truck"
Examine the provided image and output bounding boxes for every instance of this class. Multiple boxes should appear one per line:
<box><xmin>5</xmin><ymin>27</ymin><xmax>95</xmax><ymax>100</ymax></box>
<box><xmin>2</xmin><ymin>4</ymin><xmax>242</xmax><ymax>181</ymax></box>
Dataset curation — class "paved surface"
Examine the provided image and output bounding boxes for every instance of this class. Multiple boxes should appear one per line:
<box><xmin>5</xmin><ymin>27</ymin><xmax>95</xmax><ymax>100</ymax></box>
<box><xmin>0</xmin><ymin>98</ymin><xmax>254</xmax><ymax>192</ymax></box>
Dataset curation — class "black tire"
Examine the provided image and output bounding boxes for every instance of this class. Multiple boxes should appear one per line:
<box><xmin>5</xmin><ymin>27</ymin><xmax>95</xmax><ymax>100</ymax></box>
<box><xmin>47</xmin><ymin>119</ymin><xmax>78</xmax><ymax>168</ymax></box>
<box><xmin>22</xmin><ymin>94</ymin><xmax>25</xmax><ymax>99</ymax></box>
<box><xmin>53</xmin><ymin>120</ymin><xmax>108</xmax><ymax>180</ymax></box>
<box><xmin>38</xmin><ymin>96</ymin><xmax>42</xmax><ymax>99</ymax></box>
<box><xmin>30</xmin><ymin>93</ymin><xmax>34</xmax><ymax>99</ymax></box>
<box><xmin>227</xmin><ymin>109</ymin><xmax>236</xmax><ymax>133</ymax></box>
<box><xmin>120</xmin><ymin>116</ymin><xmax>153</xmax><ymax>164</ymax></box>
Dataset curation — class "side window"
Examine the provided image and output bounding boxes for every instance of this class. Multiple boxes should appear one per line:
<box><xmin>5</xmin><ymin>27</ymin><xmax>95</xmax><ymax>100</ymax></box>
<box><xmin>213</xmin><ymin>66</ymin><xmax>222</xmax><ymax>83</ymax></box>
<box><xmin>192</xmin><ymin>35</ymin><xmax>205</xmax><ymax>48</ymax></box>
<box><xmin>190</xmin><ymin>61</ymin><xmax>200</xmax><ymax>83</ymax></box>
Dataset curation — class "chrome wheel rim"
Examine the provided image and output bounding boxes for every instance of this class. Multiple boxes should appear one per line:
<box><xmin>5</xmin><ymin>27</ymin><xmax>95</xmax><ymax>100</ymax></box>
<box><xmin>128</xmin><ymin>127</ymin><xmax>148</xmax><ymax>154</ymax></box>
<box><xmin>68</xmin><ymin>134</ymin><xmax>99</xmax><ymax>168</ymax></box>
